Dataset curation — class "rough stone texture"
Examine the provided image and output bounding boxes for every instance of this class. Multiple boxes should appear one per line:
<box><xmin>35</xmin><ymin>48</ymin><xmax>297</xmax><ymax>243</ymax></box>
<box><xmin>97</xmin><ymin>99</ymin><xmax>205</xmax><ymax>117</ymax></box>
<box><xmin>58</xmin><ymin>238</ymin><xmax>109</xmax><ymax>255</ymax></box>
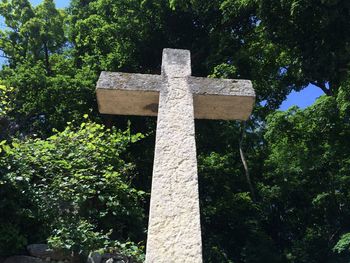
<box><xmin>4</xmin><ymin>256</ymin><xmax>45</xmax><ymax>263</ymax></box>
<box><xmin>99</xmin><ymin>253</ymin><xmax>131</xmax><ymax>263</ymax></box>
<box><xmin>27</xmin><ymin>244</ymin><xmax>51</xmax><ymax>258</ymax></box>
<box><xmin>95</xmin><ymin>48</ymin><xmax>255</xmax><ymax>263</ymax></box>
<box><xmin>96</xmin><ymin>53</ymin><xmax>255</xmax><ymax>120</ymax></box>
<box><xmin>26</xmin><ymin>245</ymin><xmax>68</xmax><ymax>261</ymax></box>
<box><xmin>96</xmin><ymin>72</ymin><xmax>161</xmax><ymax>117</ymax></box>
<box><xmin>87</xmin><ymin>252</ymin><xmax>102</xmax><ymax>263</ymax></box>
<box><xmin>190</xmin><ymin>77</ymin><xmax>254</xmax><ymax>120</ymax></box>
<box><xmin>144</xmin><ymin>49</ymin><xmax>202</xmax><ymax>263</ymax></box>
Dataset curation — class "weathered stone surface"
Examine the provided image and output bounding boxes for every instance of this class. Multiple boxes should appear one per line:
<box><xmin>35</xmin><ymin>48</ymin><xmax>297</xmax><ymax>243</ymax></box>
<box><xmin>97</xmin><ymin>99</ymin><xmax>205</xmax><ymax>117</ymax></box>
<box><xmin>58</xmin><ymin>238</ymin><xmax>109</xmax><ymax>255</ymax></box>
<box><xmin>145</xmin><ymin>49</ymin><xmax>202</xmax><ymax>262</ymax></box>
<box><xmin>190</xmin><ymin>77</ymin><xmax>254</xmax><ymax>120</ymax></box>
<box><xmin>95</xmin><ymin>48</ymin><xmax>255</xmax><ymax>263</ymax></box>
<box><xmin>100</xmin><ymin>253</ymin><xmax>128</xmax><ymax>263</ymax></box>
<box><xmin>87</xmin><ymin>252</ymin><xmax>102</xmax><ymax>263</ymax></box>
<box><xmin>4</xmin><ymin>256</ymin><xmax>44</xmax><ymax>263</ymax></box>
<box><xmin>97</xmin><ymin>72</ymin><xmax>161</xmax><ymax>92</ymax></box>
<box><xmin>96</xmin><ymin>50</ymin><xmax>255</xmax><ymax>120</ymax></box>
<box><xmin>26</xmin><ymin>244</ymin><xmax>69</xmax><ymax>261</ymax></box>
<box><xmin>96</xmin><ymin>72</ymin><xmax>161</xmax><ymax>117</ymax></box>
<box><xmin>161</xmin><ymin>48</ymin><xmax>191</xmax><ymax>77</ymax></box>
<box><xmin>27</xmin><ymin>244</ymin><xmax>50</xmax><ymax>258</ymax></box>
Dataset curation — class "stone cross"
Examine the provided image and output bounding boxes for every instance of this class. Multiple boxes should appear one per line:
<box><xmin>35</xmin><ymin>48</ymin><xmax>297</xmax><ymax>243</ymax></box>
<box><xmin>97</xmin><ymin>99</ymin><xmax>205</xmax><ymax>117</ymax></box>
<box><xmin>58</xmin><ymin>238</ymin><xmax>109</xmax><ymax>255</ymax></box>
<box><xmin>96</xmin><ymin>49</ymin><xmax>255</xmax><ymax>263</ymax></box>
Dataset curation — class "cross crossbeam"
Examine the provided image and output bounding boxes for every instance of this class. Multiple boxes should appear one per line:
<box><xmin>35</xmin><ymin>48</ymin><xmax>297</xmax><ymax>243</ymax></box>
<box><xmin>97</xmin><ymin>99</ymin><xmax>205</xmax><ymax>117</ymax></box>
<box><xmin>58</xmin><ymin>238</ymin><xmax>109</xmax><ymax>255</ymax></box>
<box><xmin>96</xmin><ymin>49</ymin><xmax>255</xmax><ymax>263</ymax></box>
<box><xmin>96</xmin><ymin>65</ymin><xmax>254</xmax><ymax>119</ymax></box>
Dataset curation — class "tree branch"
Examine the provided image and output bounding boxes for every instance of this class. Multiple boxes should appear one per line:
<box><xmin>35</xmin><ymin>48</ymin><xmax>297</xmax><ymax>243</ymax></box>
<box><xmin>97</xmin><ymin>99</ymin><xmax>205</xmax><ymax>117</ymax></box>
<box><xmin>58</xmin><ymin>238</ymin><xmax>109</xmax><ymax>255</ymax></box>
<box><xmin>0</xmin><ymin>54</ymin><xmax>11</xmax><ymax>59</ymax></box>
<box><xmin>239</xmin><ymin>121</ymin><xmax>256</xmax><ymax>201</ymax></box>
<box><xmin>311</xmin><ymin>81</ymin><xmax>333</xmax><ymax>96</ymax></box>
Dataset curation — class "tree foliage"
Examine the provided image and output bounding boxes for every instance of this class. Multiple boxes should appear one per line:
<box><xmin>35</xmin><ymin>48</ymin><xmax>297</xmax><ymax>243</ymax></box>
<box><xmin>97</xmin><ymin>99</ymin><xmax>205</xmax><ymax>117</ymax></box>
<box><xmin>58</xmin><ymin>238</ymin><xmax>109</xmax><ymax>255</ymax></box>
<box><xmin>0</xmin><ymin>120</ymin><xmax>145</xmax><ymax>259</ymax></box>
<box><xmin>263</xmin><ymin>86</ymin><xmax>350</xmax><ymax>262</ymax></box>
<box><xmin>0</xmin><ymin>0</ymin><xmax>350</xmax><ymax>262</ymax></box>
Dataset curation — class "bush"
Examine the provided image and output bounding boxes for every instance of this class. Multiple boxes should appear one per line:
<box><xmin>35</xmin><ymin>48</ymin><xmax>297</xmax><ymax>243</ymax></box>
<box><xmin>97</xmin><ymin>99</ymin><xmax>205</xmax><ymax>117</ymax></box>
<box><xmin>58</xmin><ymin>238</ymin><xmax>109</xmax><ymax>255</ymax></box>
<box><xmin>0</xmin><ymin>119</ymin><xmax>146</xmax><ymax>260</ymax></box>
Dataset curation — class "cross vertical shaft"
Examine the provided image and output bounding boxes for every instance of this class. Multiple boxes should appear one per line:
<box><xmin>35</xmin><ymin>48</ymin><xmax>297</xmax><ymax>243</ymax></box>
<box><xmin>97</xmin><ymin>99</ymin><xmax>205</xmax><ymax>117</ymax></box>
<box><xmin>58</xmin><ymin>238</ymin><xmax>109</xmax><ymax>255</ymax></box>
<box><xmin>145</xmin><ymin>49</ymin><xmax>202</xmax><ymax>262</ymax></box>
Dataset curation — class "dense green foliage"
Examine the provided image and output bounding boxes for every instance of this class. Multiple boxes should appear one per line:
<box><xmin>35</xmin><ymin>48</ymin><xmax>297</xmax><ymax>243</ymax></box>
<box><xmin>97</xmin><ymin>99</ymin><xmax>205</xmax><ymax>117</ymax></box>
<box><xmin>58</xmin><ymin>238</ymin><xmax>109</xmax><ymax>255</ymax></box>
<box><xmin>0</xmin><ymin>120</ymin><xmax>145</xmax><ymax>260</ymax></box>
<box><xmin>262</xmin><ymin>87</ymin><xmax>350</xmax><ymax>262</ymax></box>
<box><xmin>1</xmin><ymin>0</ymin><xmax>350</xmax><ymax>262</ymax></box>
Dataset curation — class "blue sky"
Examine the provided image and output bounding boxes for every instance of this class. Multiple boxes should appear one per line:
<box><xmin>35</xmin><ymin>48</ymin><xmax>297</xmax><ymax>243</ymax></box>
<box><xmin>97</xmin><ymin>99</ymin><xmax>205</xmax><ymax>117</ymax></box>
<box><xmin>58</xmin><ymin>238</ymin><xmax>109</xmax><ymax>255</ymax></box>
<box><xmin>280</xmin><ymin>84</ymin><xmax>324</xmax><ymax>110</ymax></box>
<box><xmin>1</xmin><ymin>0</ymin><xmax>324</xmax><ymax>110</ymax></box>
<box><xmin>31</xmin><ymin>0</ymin><xmax>69</xmax><ymax>8</ymax></box>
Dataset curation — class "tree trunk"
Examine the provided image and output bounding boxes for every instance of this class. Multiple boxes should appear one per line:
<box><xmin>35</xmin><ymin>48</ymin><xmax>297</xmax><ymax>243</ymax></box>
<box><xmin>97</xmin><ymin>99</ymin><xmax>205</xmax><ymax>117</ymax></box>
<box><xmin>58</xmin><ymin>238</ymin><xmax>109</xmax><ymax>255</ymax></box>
<box><xmin>239</xmin><ymin>121</ymin><xmax>256</xmax><ymax>201</ymax></box>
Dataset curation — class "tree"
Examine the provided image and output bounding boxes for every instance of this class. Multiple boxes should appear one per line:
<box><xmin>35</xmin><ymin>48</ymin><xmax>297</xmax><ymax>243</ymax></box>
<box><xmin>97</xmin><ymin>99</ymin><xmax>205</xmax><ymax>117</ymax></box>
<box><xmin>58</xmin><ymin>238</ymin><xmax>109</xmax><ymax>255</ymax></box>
<box><xmin>26</xmin><ymin>0</ymin><xmax>66</xmax><ymax>74</ymax></box>
<box><xmin>262</xmin><ymin>84</ymin><xmax>350</xmax><ymax>262</ymax></box>
<box><xmin>0</xmin><ymin>0</ymin><xmax>96</xmax><ymax>138</ymax></box>
<box><xmin>254</xmin><ymin>0</ymin><xmax>350</xmax><ymax>96</ymax></box>
<box><xmin>0</xmin><ymin>0</ymin><xmax>35</xmax><ymax>67</ymax></box>
<box><xmin>0</xmin><ymin>0</ymin><xmax>65</xmax><ymax>71</ymax></box>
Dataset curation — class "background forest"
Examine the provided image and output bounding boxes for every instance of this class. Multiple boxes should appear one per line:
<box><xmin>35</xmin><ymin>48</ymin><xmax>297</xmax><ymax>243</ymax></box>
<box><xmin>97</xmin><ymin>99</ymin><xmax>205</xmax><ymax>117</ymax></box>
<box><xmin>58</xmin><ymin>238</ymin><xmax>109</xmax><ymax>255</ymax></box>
<box><xmin>1</xmin><ymin>0</ymin><xmax>350</xmax><ymax>262</ymax></box>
